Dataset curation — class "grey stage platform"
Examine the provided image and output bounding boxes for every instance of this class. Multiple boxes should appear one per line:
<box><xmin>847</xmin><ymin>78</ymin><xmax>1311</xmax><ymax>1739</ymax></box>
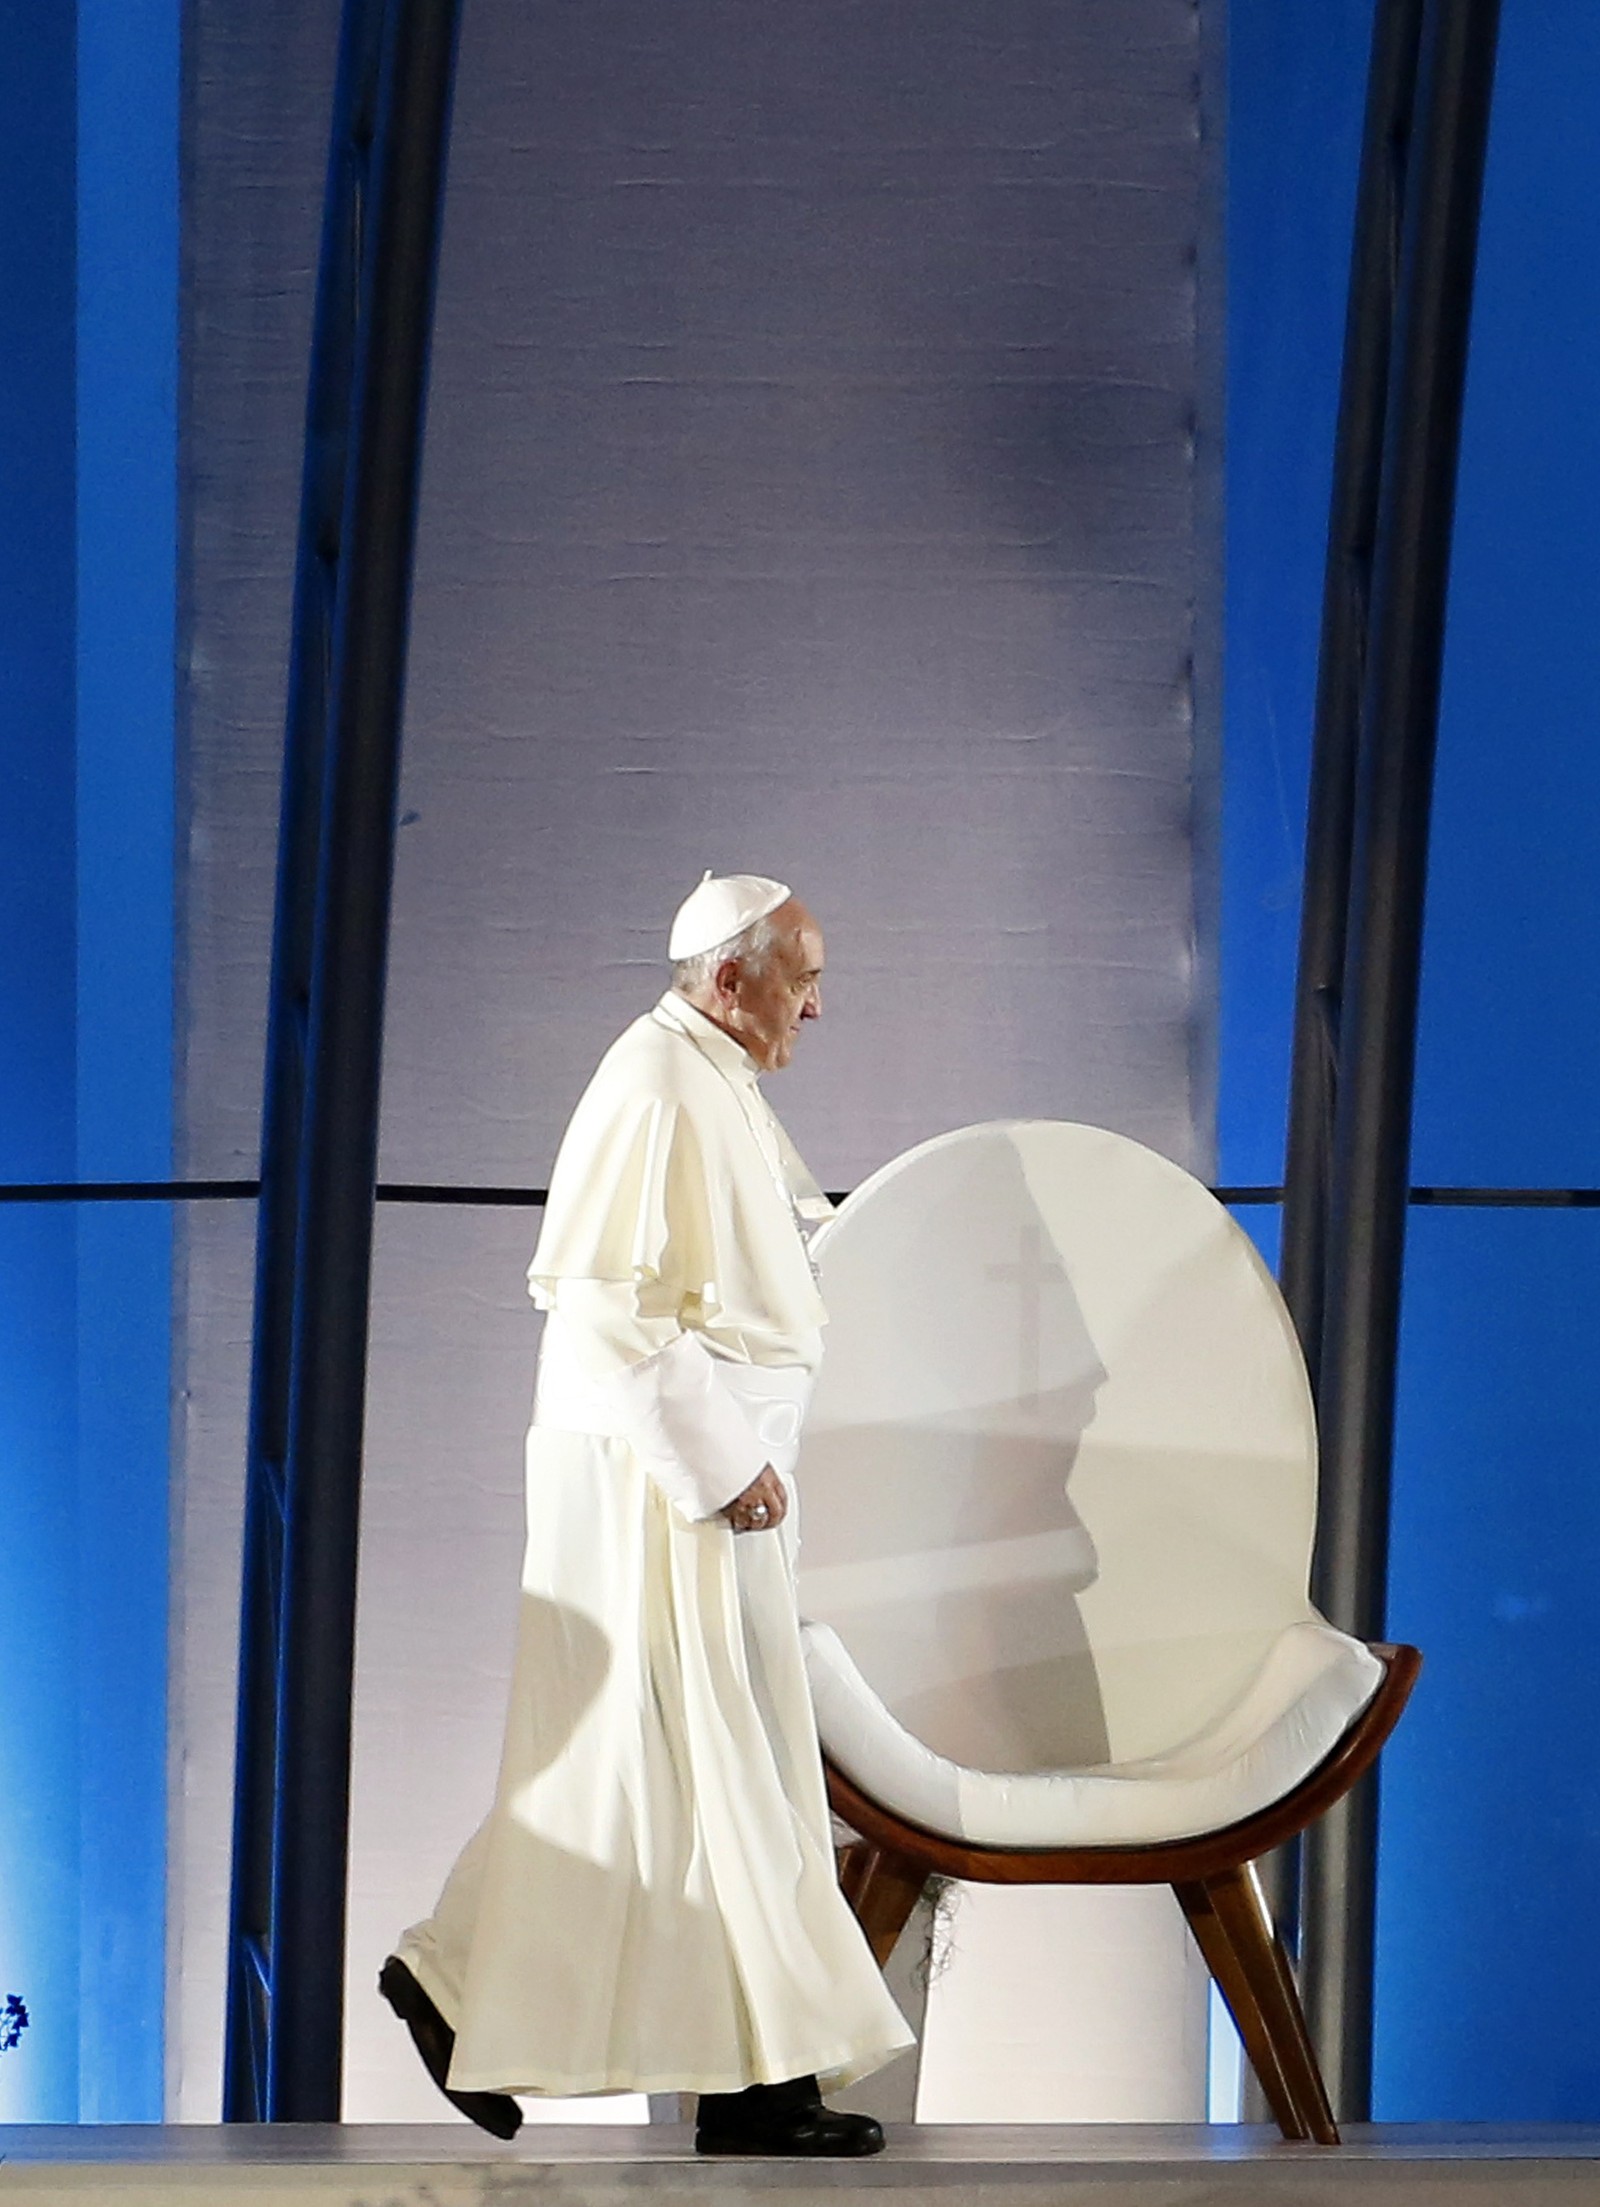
<box><xmin>3</xmin><ymin>2125</ymin><xmax>1600</xmax><ymax>2205</ymax></box>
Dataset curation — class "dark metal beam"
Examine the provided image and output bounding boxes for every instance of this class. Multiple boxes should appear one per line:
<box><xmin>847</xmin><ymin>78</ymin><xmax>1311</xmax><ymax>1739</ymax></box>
<box><xmin>224</xmin><ymin>0</ymin><xmax>462</xmax><ymax>2123</ymax></box>
<box><xmin>1278</xmin><ymin>0</ymin><xmax>1427</xmax><ymax>1397</ymax></box>
<box><xmin>1281</xmin><ymin>0</ymin><xmax>1503</xmax><ymax>2124</ymax></box>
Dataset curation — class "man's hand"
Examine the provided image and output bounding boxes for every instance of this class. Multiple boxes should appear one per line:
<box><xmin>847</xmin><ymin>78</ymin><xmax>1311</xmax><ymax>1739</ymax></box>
<box><xmin>723</xmin><ymin>1465</ymin><xmax>788</xmax><ymax>1534</ymax></box>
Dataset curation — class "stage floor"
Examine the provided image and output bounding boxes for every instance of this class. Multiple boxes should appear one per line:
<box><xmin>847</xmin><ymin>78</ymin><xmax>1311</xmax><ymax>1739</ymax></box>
<box><xmin>2</xmin><ymin>2125</ymin><xmax>1599</xmax><ymax>2205</ymax></box>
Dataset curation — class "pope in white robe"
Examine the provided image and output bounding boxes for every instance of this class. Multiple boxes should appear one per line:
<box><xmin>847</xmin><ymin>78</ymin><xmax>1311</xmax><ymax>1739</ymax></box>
<box><xmin>383</xmin><ymin>874</ymin><xmax>911</xmax><ymax>2152</ymax></box>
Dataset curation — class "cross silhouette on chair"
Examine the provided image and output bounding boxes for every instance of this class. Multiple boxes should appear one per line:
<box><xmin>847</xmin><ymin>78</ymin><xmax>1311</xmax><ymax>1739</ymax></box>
<box><xmin>986</xmin><ymin>1220</ymin><xmax>1069</xmax><ymax>1414</ymax></box>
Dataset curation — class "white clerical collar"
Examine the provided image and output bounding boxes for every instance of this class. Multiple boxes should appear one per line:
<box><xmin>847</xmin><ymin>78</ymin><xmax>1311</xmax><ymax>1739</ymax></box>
<box><xmin>653</xmin><ymin>989</ymin><xmax>760</xmax><ymax>1085</ymax></box>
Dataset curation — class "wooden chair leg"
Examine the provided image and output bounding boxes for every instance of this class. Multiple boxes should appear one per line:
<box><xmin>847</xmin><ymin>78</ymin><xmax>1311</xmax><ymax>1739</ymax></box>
<box><xmin>1174</xmin><ymin>1866</ymin><xmax>1338</xmax><ymax>2146</ymax></box>
<box><xmin>837</xmin><ymin>1838</ymin><xmax>879</xmax><ymax>1907</ymax></box>
<box><xmin>838</xmin><ymin>1841</ymin><xmax>927</xmax><ymax>1968</ymax></box>
<box><xmin>1174</xmin><ymin>1873</ymin><xmax>1303</xmax><ymax>2140</ymax></box>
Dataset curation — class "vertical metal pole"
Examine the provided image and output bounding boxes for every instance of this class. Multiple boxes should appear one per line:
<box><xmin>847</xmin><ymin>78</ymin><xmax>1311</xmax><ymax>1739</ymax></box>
<box><xmin>1290</xmin><ymin>0</ymin><xmax>1502</xmax><ymax>2123</ymax></box>
<box><xmin>224</xmin><ymin>2</ymin><xmax>382</xmax><ymax>2121</ymax></box>
<box><xmin>1278</xmin><ymin>0</ymin><xmax>1427</xmax><ymax>1396</ymax></box>
<box><xmin>224</xmin><ymin>0</ymin><xmax>461</xmax><ymax>2123</ymax></box>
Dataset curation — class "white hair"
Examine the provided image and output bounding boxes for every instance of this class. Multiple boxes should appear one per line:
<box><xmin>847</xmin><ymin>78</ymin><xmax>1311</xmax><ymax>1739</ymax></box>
<box><xmin>670</xmin><ymin>910</ymin><xmax>785</xmax><ymax>993</ymax></box>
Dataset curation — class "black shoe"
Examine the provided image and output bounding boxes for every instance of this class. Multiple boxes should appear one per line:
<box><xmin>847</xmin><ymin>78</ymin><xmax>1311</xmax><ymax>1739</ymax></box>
<box><xmin>695</xmin><ymin>2073</ymin><xmax>885</xmax><ymax>2157</ymax></box>
<box><xmin>377</xmin><ymin>1956</ymin><xmax>522</xmax><ymax>2140</ymax></box>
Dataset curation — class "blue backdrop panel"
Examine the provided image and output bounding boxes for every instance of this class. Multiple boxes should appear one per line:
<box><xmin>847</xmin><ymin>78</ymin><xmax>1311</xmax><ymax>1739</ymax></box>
<box><xmin>76</xmin><ymin>0</ymin><xmax>179</xmax><ymax>2107</ymax></box>
<box><xmin>0</xmin><ymin>1210</ymin><xmax>80</xmax><ymax>2122</ymax></box>
<box><xmin>0</xmin><ymin>1204</ymin><xmax>175</xmax><ymax>2127</ymax></box>
<box><xmin>1224</xmin><ymin>0</ymin><xmax>1600</xmax><ymax>1193</ymax></box>
<box><xmin>1411</xmin><ymin>0</ymin><xmax>1600</xmax><ymax>1188</ymax></box>
<box><xmin>76</xmin><ymin>0</ymin><xmax>179</xmax><ymax>1188</ymax></box>
<box><xmin>0</xmin><ymin>0</ymin><xmax>81</xmax><ymax>2127</ymax></box>
<box><xmin>0</xmin><ymin>0</ymin><xmax>176</xmax><ymax>2123</ymax></box>
<box><xmin>1378</xmin><ymin>1206</ymin><xmax>1600</xmax><ymax>2120</ymax></box>
<box><xmin>72</xmin><ymin>1210</ymin><xmax>172</xmax><ymax>2123</ymax></box>
<box><xmin>1376</xmin><ymin>0</ymin><xmax>1600</xmax><ymax>2120</ymax></box>
<box><xmin>0</xmin><ymin>0</ymin><xmax>76</xmax><ymax>1192</ymax></box>
<box><xmin>71</xmin><ymin>0</ymin><xmax>177</xmax><ymax>2121</ymax></box>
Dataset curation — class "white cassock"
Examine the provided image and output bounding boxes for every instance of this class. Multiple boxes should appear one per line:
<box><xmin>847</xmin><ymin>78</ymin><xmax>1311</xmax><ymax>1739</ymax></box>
<box><xmin>396</xmin><ymin>990</ymin><xmax>913</xmax><ymax>2097</ymax></box>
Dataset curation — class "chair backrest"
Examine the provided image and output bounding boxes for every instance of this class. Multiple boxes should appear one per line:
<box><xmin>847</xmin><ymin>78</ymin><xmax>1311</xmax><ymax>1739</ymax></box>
<box><xmin>796</xmin><ymin>1121</ymin><xmax>1320</xmax><ymax>1769</ymax></box>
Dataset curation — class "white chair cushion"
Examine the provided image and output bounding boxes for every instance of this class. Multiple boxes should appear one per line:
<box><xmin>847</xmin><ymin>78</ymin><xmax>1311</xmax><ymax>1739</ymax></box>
<box><xmin>806</xmin><ymin>1614</ymin><xmax>1385</xmax><ymax>1850</ymax></box>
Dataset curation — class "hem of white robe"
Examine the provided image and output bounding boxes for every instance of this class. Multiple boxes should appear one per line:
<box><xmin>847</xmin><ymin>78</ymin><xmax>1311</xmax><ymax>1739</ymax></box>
<box><xmin>396</xmin><ymin>1935</ymin><xmax>912</xmax><ymax>2100</ymax></box>
<box><xmin>444</xmin><ymin>2032</ymin><xmax>914</xmax><ymax>2099</ymax></box>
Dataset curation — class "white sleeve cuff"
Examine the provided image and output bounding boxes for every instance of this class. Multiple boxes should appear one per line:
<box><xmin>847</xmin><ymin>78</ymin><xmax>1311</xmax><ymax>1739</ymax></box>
<box><xmin>611</xmin><ymin>1332</ymin><xmax>768</xmax><ymax>1521</ymax></box>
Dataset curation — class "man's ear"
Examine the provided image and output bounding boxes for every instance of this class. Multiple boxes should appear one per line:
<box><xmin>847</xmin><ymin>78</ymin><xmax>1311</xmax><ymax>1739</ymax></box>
<box><xmin>713</xmin><ymin>957</ymin><xmax>742</xmax><ymax>1003</ymax></box>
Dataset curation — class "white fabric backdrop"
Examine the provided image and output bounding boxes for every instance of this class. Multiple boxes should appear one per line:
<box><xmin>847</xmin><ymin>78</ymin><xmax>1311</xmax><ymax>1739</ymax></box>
<box><xmin>174</xmin><ymin>0</ymin><xmax>1216</xmax><ymax>2122</ymax></box>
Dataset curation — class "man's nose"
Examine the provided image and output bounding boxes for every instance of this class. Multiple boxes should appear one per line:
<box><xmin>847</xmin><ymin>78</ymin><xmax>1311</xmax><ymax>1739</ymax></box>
<box><xmin>802</xmin><ymin>985</ymin><xmax>821</xmax><ymax>1019</ymax></box>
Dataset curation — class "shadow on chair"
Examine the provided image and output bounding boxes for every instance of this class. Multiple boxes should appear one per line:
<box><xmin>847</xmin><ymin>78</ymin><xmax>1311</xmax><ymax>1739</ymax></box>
<box><xmin>797</xmin><ymin>1122</ymin><xmax>1426</xmax><ymax>2148</ymax></box>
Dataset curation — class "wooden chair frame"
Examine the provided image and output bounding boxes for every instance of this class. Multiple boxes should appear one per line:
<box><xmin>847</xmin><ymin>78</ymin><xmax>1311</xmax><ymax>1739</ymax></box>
<box><xmin>830</xmin><ymin>1641</ymin><xmax>1421</xmax><ymax>2146</ymax></box>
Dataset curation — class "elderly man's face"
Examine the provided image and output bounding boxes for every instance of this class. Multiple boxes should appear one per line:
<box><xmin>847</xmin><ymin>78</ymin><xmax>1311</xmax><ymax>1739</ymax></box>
<box><xmin>716</xmin><ymin>899</ymin><xmax>824</xmax><ymax>1072</ymax></box>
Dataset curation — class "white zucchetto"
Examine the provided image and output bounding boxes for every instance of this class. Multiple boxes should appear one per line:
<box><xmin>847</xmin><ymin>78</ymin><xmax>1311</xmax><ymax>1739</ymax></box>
<box><xmin>668</xmin><ymin>871</ymin><xmax>792</xmax><ymax>962</ymax></box>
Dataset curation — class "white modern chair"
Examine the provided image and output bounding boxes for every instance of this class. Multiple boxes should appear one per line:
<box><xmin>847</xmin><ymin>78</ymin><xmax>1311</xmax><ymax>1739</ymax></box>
<box><xmin>797</xmin><ymin>1121</ymin><xmax>1418</xmax><ymax>2144</ymax></box>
